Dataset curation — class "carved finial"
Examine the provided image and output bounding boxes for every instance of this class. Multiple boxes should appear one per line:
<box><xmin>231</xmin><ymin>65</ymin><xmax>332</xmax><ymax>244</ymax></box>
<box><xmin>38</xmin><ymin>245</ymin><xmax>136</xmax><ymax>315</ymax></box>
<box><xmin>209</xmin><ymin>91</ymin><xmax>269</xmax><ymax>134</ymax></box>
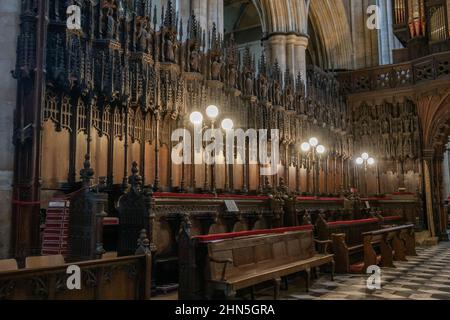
<box><xmin>188</xmin><ymin>13</ymin><xmax>201</xmax><ymax>42</ymax></box>
<box><xmin>224</xmin><ymin>33</ymin><xmax>237</xmax><ymax>71</ymax></box>
<box><xmin>153</xmin><ymin>4</ymin><xmax>157</xmax><ymax>28</ymax></box>
<box><xmin>80</xmin><ymin>154</ymin><xmax>94</xmax><ymax>186</ymax></box>
<box><xmin>296</xmin><ymin>72</ymin><xmax>305</xmax><ymax>94</ymax></box>
<box><xmin>271</xmin><ymin>60</ymin><xmax>281</xmax><ymax>82</ymax></box>
<box><xmin>278</xmin><ymin>177</ymin><xmax>287</xmax><ymax>192</ymax></box>
<box><xmin>284</xmin><ymin>66</ymin><xmax>293</xmax><ymax>88</ymax></box>
<box><xmin>303</xmin><ymin>210</ymin><xmax>312</xmax><ymax>225</ymax></box>
<box><xmin>164</xmin><ymin>0</ymin><xmax>175</xmax><ymax>30</ymax></box>
<box><xmin>263</xmin><ymin>176</ymin><xmax>272</xmax><ymax>194</ymax></box>
<box><xmin>259</xmin><ymin>51</ymin><xmax>267</xmax><ymax>75</ymax></box>
<box><xmin>128</xmin><ymin>161</ymin><xmax>143</xmax><ymax>192</ymax></box>
<box><xmin>243</xmin><ymin>46</ymin><xmax>252</xmax><ymax>72</ymax></box>
<box><xmin>135</xmin><ymin>229</ymin><xmax>151</xmax><ymax>255</ymax></box>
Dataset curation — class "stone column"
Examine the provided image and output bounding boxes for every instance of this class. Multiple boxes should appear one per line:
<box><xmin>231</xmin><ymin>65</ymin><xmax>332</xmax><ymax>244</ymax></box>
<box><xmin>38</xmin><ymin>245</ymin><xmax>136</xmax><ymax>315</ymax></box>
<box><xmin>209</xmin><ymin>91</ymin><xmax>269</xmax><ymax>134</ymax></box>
<box><xmin>265</xmin><ymin>34</ymin><xmax>308</xmax><ymax>81</ymax></box>
<box><xmin>377</xmin><ymin>0</ymin><xmax>402</xmax><ymax>65</ymax></box>
<box><xmin>286</xmin><ymin>34</ymin><xmax>296</xmax><ymax>74</ymax></box>
<box><xmin>216</xmin><ymin>0</ymin><xmax>224</xmax><ymax>36</ymax></box>
<box><xmin>0</xmin><ymin>0</ymin><xmax>20</xmax><ymax>259</ymax></box>
<box><xmin>293</xmin><ymin>35</ymin><xmax>308</xmax><ymax>80</ymax></box>
<box><xmin>265</xmin><ymin>34</ymin><xmax>286</xmax><ymax>72</ymax></box>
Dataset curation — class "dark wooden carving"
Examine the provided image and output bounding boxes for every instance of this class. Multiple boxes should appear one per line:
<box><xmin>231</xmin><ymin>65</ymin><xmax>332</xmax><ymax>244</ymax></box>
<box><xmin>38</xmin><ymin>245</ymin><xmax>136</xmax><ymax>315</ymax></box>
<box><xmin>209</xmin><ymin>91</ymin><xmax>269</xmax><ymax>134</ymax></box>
<box><xmin>68</xmin><ymin>155</ymin><xmax>108</xmax><ymax>262</ymax></box>
<box><xmin>118</xmin><ymin>162</ymin><xmax>152</xmax><ymax>256</ymax></box>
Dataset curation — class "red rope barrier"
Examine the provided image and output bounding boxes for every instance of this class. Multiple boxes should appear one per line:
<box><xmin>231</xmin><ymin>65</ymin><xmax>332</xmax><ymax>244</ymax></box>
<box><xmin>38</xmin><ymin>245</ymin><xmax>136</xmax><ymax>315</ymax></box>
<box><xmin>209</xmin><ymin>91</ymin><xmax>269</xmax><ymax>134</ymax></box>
<box><xmin>12</xmin><ymin>184</ymin><xmax>98</xmax><ymax>206</ymax></box>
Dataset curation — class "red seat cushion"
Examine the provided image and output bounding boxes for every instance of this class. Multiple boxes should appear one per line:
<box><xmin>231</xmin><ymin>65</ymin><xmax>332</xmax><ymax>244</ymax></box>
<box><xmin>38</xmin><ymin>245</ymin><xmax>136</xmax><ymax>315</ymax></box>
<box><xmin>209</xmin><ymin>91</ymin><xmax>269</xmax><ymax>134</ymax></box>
<box><xmin>350</xmin><ymin>256</ymin><xmax>382</xmax><ymax>274</ymax></box>
<box><xmin>194</xmin><ymin>225</ymin><xmax>314</xmax><ymax>243</ymax></box>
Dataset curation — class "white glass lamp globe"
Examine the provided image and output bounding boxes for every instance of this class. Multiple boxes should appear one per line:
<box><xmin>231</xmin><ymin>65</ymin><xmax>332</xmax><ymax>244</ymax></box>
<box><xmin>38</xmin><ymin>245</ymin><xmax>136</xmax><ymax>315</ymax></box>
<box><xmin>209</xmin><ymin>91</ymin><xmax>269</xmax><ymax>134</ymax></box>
<box><xmin>362</xmin><ymin>152</ymin><xmax>369</xmax><ymax>160</ymax></box>
<box><xmin>356</xmin><ymin>157</ymin><xmax>364</xmax><ymax>165</ymax></box>
<box><xmin>316</xmin><ymin>145</ymin><xmax>325</xmax><ymax>154</ymax></box>
<box><xmin>367</xmin><ymin>158</ymin><xmax>375</xmax><ymax>166</ymax></box>
<box><xmin>190</xmin><ymin>111</ymin><xmax>203</xmax><ymax>125</ymax></box>
<box><xmin>309</xmin><ymin>137</ymin><xmax>319</xmax><ymax>147</ymax></box>
<box><xmin>221</xmin><ymin>118</ymin><xmax>234</xmax><ymax>131</ymax></box>
<box><xmin>301</xmin><ymin>142</ymin><xmax>311</xmax><ymax>152</ymax></box>
<box><xmin>206</xmin><ymin>105</ymin><xmax>219</xmax><ymax>119</ymax></box>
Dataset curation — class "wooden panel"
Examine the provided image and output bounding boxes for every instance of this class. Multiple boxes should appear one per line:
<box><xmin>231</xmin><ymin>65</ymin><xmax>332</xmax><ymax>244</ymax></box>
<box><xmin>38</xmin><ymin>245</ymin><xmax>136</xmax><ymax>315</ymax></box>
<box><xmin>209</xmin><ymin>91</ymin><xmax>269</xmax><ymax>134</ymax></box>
<box><xmin>254</xmin><ymin>243</ymin><xmax>272</xmax><ymax>262</ymax></box>
<box><xmin>91</xmin><ymin>130</ymin><xmax>108</xmax><ymax>178</ymax></box>
<box><xmin>272</xmin><ymin>241</ymin><xmax>287</xmax><ymax>259</ymax></box>
<box><xmin>113</xmin><ymin>139</ymin><xmax>125</xmax><ymax>184</ymax></box>
<box><xmin>76</xmin><ymin>132</ymin><xmax>88</xmax><ymax>181</ymax></box>
<box><xmin>286</xmin><ymin>238</ymin><xmax>301</xmax><ymax>256</ymax></box>
<box><xmin>41</xmin><ymin>122</ymin><xmax>70</xmax><ymax>187</ymax></box>
<box><xmin>249</xmin><ymin>164</ymin><xmax>259</xmax><ymax>191</ymax></box>
<box><xmin>232</xmin><ymin>247</ymin><xmax>255</xmax><ymax>266</ymax></box>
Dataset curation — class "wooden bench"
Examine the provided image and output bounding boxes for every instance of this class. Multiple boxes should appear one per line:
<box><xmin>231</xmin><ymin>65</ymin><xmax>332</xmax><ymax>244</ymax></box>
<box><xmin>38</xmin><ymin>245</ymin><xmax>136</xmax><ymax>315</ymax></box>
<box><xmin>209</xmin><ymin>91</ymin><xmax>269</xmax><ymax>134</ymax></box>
<box><xmin>316</xmin><ymin>215</ymin><xmax>381</xmax><ymax>273</ymax></box>
<box><xmin>179</xmin><ymin>225</ymin><xmax>334</xmax><ymax>300</ymax></box>
<box><xmin>363</xmin><ymin>224</ymin><xmax>416</xmax><ymax>271</ymax></box>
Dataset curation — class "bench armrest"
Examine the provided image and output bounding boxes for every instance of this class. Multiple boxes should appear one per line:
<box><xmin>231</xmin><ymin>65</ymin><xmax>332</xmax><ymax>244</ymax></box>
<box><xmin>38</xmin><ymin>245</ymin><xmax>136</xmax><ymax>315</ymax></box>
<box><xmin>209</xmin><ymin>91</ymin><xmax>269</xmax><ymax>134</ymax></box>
<box><xmin>314</xmin><ymin>239</ymin><xmax>332</xmax><ymax>254</ymax></box>
<box><xmin>209</xmin><ymin>257</ymin><xmax>233</xmax><ymax>281</ymax></box>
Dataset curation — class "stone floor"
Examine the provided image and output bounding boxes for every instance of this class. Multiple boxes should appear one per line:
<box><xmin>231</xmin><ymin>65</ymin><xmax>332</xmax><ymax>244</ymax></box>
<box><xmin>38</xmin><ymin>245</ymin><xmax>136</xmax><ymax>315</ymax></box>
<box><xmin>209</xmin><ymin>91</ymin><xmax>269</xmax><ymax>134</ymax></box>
<box><xmin>257</xmin><ymin>239</ymin><xmax>450</xmax><ymax>300</ymax></box>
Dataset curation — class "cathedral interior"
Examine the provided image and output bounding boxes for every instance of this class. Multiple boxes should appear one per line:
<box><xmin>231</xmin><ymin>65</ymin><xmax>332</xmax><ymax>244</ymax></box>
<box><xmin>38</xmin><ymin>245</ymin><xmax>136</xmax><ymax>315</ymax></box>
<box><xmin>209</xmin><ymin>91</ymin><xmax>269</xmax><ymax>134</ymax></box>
<box><xmin>0</xmin><ymin>0</ymin><xmax>450</xmax><ymax>302</ymax></box>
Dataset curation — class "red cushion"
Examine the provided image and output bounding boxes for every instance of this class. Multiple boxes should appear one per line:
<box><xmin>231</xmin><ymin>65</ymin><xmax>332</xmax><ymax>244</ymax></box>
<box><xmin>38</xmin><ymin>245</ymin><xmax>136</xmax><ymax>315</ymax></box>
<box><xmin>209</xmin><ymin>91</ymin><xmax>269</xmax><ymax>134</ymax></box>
<box><xmin>327</xmin><ymin>218</ymin><xmax>379</xmax><ymax>227</ymax></box>
<box><xmin>194</xmin><ymin>225</ymin><xmax>314</xmax><ymax>243</ymax></box>
<box><xmin>350</xmin><ymin>256</ymin><xmax>382</xmax><ymax>274</ymax></box>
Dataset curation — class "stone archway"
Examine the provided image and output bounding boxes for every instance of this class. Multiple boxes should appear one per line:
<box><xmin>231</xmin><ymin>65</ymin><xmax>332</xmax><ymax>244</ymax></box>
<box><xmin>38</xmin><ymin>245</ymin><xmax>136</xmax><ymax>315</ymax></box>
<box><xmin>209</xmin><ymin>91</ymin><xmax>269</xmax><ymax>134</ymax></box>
<box><xmin>418</xmin><ymin>87</ymin><xmax>450</xmax><ymax>241</ymax></box>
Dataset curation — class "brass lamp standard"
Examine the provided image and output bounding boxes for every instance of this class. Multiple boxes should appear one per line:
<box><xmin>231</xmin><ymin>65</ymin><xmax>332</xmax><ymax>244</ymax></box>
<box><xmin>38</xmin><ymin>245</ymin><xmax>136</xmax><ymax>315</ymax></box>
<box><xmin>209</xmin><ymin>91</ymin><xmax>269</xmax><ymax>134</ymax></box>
<box><xmin>221</xmin><ymin>118</ymin><xmax>234</xmax><ymax>193</ymax></box>
<box><xmin>356</xmin><ymin>153</ymin><xmax>375</xmax><ymax>196</ymax></box>
<box><xmin>301</xmin><ymin>138</ymin><xmax>326</xmax><ymax>196</ymax></box>
<box><xmin>189</xmin><ymin>111</ymin><xmax>203</xmax><ymax>192</ymax></box>
<box><xmin>206</xmin><ymin>105</ymin><xmax>219</xmax><ymax>194</ymax></box>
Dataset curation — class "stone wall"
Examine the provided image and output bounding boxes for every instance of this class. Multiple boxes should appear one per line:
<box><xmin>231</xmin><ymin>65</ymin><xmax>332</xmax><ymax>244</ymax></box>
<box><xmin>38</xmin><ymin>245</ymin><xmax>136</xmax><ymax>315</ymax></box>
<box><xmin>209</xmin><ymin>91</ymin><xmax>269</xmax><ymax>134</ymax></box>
<box><xmin>0</xmin><ymin>0</ymin><xmax>19</xmax><ymax>258</ymax></box>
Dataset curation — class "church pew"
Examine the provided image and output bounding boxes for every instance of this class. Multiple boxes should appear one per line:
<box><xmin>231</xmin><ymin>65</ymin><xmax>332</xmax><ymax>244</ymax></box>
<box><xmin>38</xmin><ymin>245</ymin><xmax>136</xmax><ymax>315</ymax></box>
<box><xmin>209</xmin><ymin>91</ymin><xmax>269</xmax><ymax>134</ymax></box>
<box><xmin>362</xmin><ymin>224</ymin><xmax>416</xmax><ymax>272</ymax></box>
<box><xmin>315</xmin><ymin>215</ymin><xmax>382</xmax><ymax>273</ymax></box>
<box><xmin>178</xmin><ymin>225</ymin><xmax>334</xmax><ymax>300</ymax></box>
